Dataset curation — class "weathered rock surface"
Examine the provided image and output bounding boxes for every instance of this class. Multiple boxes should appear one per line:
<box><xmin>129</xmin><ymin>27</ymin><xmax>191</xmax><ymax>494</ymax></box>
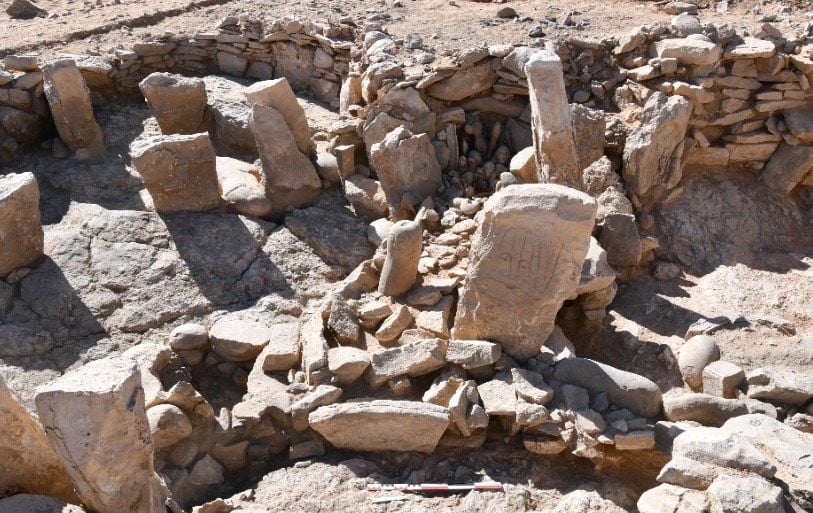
<box><xmin>0</xmin><ymin>172</ymin><xmax>43</xmax><ymax>277</ymax></box>
<box><xmin>623</xmin><ymin>92</ymin><xmax>691</xmax><ymax>200</ymax></box>
<box><xmin>244</xmin><ymin>77</ymin><xmax>312</xmax><ymax>155</ymax></box>
<box><xmin>0</xmin><ymin>376</ymin><xmax>76</xmax><ymax>501</ymax></box>
<box><xmin>746</xmin><ymin>366</ymin><xmax>813</xmax><ymax>406</ymax></box>
<box><xmin>554</xmin><ymin>358</ymin><xmax>662</xmax><ymax>417</ymax></box>
<box><xmin>210</xmin><ymin>318</ymin><xmax>272</xmax><ymax>361</ymax></box>
<box><xmin>42</xmin><ymin>59</ymin><xmax>104</xmax><ymax>155</ymax></box>
<box><xmin>663</xmin><ymin>392</ymin><xmax>748</xmax><ymax>427</ymax></box>
<box><xmin>35</xmin><ymin>357</ymin><xmax>167</xmax><ymax>513</ymax></box>
<box><xmin>0</xmin><ymin>495</ymin><xmax>85</xmax><ymax>513</ymax></box>
<box><xmin>678</xmin><ymin>335</ymin><xmax>720</xmax><ymax>390</ymax></box>
<box><xmin>378</xmin><ymin>220</ymin><xmax>422</xmax><ymax>297</ymax></box>
<box><xmin>309</xmin><ymin>400</ymin><xmax>449</xmax><ymax>453</ymax></box>
<box><xmin>368</xmin><ymin>339</ymin><xmax>447</xmax><ymax>385</ymax></box>
<box><xmin>215</xmin><ymin>156</ymin><xmax>272</xmax><ymax>217</ymax></box>
<box><xmin>5</xmin><ymin>0</ymin><xmax>47</xmax><ymax>18</ymax></box>
<box><xmin>453</xmin><ymin>184</ymin><xmax>596</xmax><ymax>359</ymax></box>
<box><xmin>672</xmin><ymin>426</ymin><xmax>776</xmax><ymax>477</ymax></box>
<box><xmin>139</xmin><ymin>72</ymin><xmax>207</xmax><ymax>135</ymax></box>
<box><xmin>369</xmin><ymin>127</ymin><xmax>442</xmax><ymax>219</ymax></box>
<box><xmin>130</xmin><ymin>133</ymin><xmax>222</xmax><ymax>213</ymax></box>
<box><xmin>761</xmin><ymin>144</ymin><xmax>813</xmax><ymax>195</ymax></box>
<box><xmin>525</xmin><ymin>50</ymin><xmax>581</xmax><ymax>188</ymax></box>
<box><xmin>248</xmin><ymin>103</ymin><xmax>321</xmax><ymax>216</ymax></box>
<box><xmin>707</xmin><ymin>474</ymin><xmax>784</xmax><ymax>513</ymax></box>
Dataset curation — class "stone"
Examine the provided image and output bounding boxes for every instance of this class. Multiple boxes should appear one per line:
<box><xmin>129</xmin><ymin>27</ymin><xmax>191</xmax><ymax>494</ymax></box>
<box><xmin>555</xmin><ymin>358</ymin><xmax>662</xmax><ymax>418</ymax></box>
<box><xmin>327</xmin><ymin>347</ymin><xmax>371</xmax><ymax>385</ymax></box>
<box><xmin>656</xmin><ymin>455</ymin><xmax>718</xmax><ymax>489</ymax></box>
<box><xmin>378</xmin><ymin>220</ymin><xmax>422</xmax><ymax>297</ymax></box>
<box><xmin>35</xmin><ymin>357</ymin><xmax>167</xmax><ymax>513</ymax></box>
<box><xmin>139</xmin><ymin>73</ymin><xmax>207</xmax><ymax>135</ymax></box>
<box><xmin>374</xmin><ymin>305</ymin><xmax>413</xmax><ymax>343</ymax></box>
<box><xmin>653</xmin><ymin>38</ymin><xmax>722</xmax><ymax>66</ymax></box>
<box><xmin>146</xmin><ymin>404</ymin><xmax>192</xmax><ymax>449</ymax></box>
<box><xmin>209</xmin><ymin>318</ymin><xmax>272</xmax><ymax>361</ymax></box>
<box><xmin>721</xmin><ymin>414</ymin><xmax>813</xmax><ymax>507</ymax></box>
<box><xmin>623</xmin><ymin>92</ymin><xmax>692</xmax><ymax>200</ymax></box>
<box><xmin>576</xmin><ymin>237</ymin><xmax>616</xmax><ymax>295</ymax></box>
<box><xmin>615</xmin><ymin>430</ymin><xmax>656</xmax><ymax>450</ymax></box>
<box><xmin>524</xmin><ymin>436</ymin><xmax>568</xmax><ymax>455</ymax></box>
<box><xmin>672</xmin><ymin>426</ymin><xmax>776</xmax><ymax>477</ymax></box>
<box><xmin>5</xmin><ymin>0</ymin><xmax>47</xmax><ymax>18</ymax></box>
<box><xmin>783</xmin><ymin>106</ymin><xmax>813</xmax><ymax>144</ymax></box>
<box><xmin>0</xmin><ymin>172</ymin><xmax>43</xmax><ymax>277</ymax></box>
<box><xmin>762</xmin><ymin>143</ymin><xmax>813</xmax><ymax>195</ymax></box>
<box><xmin>368</xmin><ymin>339</ymin><xmax>447</xmax><ymax>385</ymax></box>
<box><xmin>344</xmin><ymin>175</ymin><xmax>388</xmax><ymax>219</ymax></box>
<box><xmin>309</xmin><ymin>400</ymin><xmax>449</xmax><ymax>453</ymax></box>
<box><xmin>215</xmin><ymin>156</ymin><xmax>272</xmax><ymax>217</ymax></box>
<box><xmin>257</xmin><ymin>322</ymin><xmax>301</xmax><ymax>372</ymax></box>
<box><xmin>315</xmin><ymin>152</ymin><xmax>340</xmax><ymax>184</ymax></box>
<box><xmin>638</xmin><ymin>484</ymin><xmax>707</xmax><ymax>513</ymax></box>
<box><xmin>0</xmin><ymin>376</ymin><xmax>76</xmax><ymax>502</ymax></box>
<box><xmin>414</xmin><ymin>295</ymin><xmax>454</xmax><ymax>338</ymax></box>
<box><xmin>445</xmin><ymin>340</ymin><xmax>501</xmax><ymax>369</ymax></box>
<box><xmin>678</xmin><ymin>335</ymin><xmax>720</xmax><ymax>390</ymax></box>
<box><xmin>724</xmin><ymin>37</ymin><xmax>776</xmax><ymax>60</ymax></box>
<box><xmin>42</xmin><ymin>59</ymin><xmax>104</xmax><ymax>155</ymax></box>
<box><xmin>478</xmin><ymin>373</ymin><xmax>516</xmax><ymax>416</ymax></box>
<box><xmin>550</xmin><ymin>490</ymin><xmax>627</xmax><ymax>513</ymax></box>
<box><xmin>663</xmin><ymin>392</ymin><xmax>748</xmax><ymax>427</ymax></box>
<box><xmin>291</xmin><ymin>385</ymin><xmax>343</xmax><ymax>431</ymax></box>
<box><xmin>511</xmin><ymin>368</ymin><xmax>554</xmax><ymax>405</ymax></box>
<box><xmin>0</xmin><ymin>495</ymin><xmax>84</xmax><ymax>513</ymax></box>
<box><xmin>702</xmin><ymin>361</ymin><xmax>744</xmax><ymax>399</ymax></box>
<box><xmin>130</xmin><ymin>133</ymin><xmax>221</xmax><ymax>213</ymax></box>
<box><xmin>168</xmin><ymin>323</ymin><xmax>209</xmax><ymax>351</ymax></box>
<box><xmin>599</xmin><ymin>213</ymin><xmax>641</xmax><ymax>267</ymax></box>
<box><xmin>248</xmin><ymin>104</ymin><xmax>321</xmax><ymax>217</ymax></box>
<box><xmin>571</xmin><ymin>104</ymin><xmax>606</xmax><ymax>173</ymax></box>
<box><xmin>217</xmin><ymin>52</ymin><xmax>247</xmax><ymax>76</ymax></box>
<box><xmin>427</xmin><ymin>60</ymin><xmax>497</xmax><ymax>101</ymax></box>
<box><xmin>525</xmin><ymin>50</ymin><xmax>581</xmax><ymax>188</ymax></box>
<box><xmin>509</xmin><ymin>146</ymin><xmax>537</xmax><ymax>183</ymax></box>
<box><xmin>369</xmin><ymin>127</ymin><xmax>442</xmax><ymax>219</ymax></box>
<box><xmin>453</xmin><ymin>185</ymin><xmax>596</xmax><ymax>359</ymax></box>
<box><xmin>561</xmin><ymin>384</ymin><xmax>590</xmax><ymax>410</ymax></box>
<box><xmin>707</xmin><ymin>475</ymin><xmax>783</xmax><ymax>513</ymax></box>
<box><xmin>188</xmin><ymin>455</ymin><xmax>224</xmax><ymax>486</ymax></box>
<box><xmin>746</xmin><ymin>367</ymin><xmax>813</xmax><ymax>406</ymax></box>
<box><xmin>244</xmin><ymin>78</ymin><xmax>311</xmax><ymax>155</ymax></box>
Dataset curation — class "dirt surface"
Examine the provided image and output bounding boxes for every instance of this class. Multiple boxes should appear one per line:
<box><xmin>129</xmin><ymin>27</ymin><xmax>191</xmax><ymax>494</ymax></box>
<box><xmin>1</xmin><ymin>0</ymin><xmax>799</xmax><ymax>57</ymax></box>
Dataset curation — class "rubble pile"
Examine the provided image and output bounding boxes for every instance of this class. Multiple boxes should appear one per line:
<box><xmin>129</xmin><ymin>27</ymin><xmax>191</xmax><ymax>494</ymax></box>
<box><xmin>0</xmin><ymin>9</ymin><xmax>811</xmax><ymax>513</ymax></box>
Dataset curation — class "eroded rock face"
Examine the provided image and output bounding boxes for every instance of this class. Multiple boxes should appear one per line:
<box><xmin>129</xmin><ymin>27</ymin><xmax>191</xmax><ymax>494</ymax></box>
<box><xmin>139</xmin><ymin>73</ymin><xmax>207</xmax><ymax>135</ymax></box>
<box><xmin>623</xmin><ymin>92</ymin><xmax>692</xmax><ymax>201</ymax></box>
<box><xmin>0</xmin><ymin>376</ymin><xmax>76</xmax><ymax>502</ymax></box>
<box><xmin>130</xmin><ymin>133</ymin><xmax>222</xmax><ymax>213</ymax></box>
<box><xmin>369</xmin><ymin>126</ymin><xmax>442</xmax><ymax>219</ymax></box>
<box><xmin>41</xmin><ymin>58</ymin><xmax>104</xmax><ymax>156</ymax></box>
<box><xmin>525</xmin><ymin>50</ymin><xmax>580</xmax><ymax>189</ymax></box>
<box><xmin>309</xmin><ymin>400</ymin><xmax>449</xmax><ymax>453</ymax></box>
<box><xmin>35</xmin><ymin>357</ymin><xmax>167</xmax><ymax>513</ymax></box>
<box><xmin>452</xmin><ymin>184</ymin><xmax>596</xmax><ymax>359</ymax></box>
<box><xmin>248</xmin><ymin>103</ymin><xmax>321</xmax><ymax>217</ymax></box>
<box><xmin>0</xmin><ymin>172</ymin><xmax>43</xmax><ymax>277</ymax></box>
<box><xmin>244</xmin><ymin>77</ymin><xmax>312</xmax><ymax>155</ymax></box>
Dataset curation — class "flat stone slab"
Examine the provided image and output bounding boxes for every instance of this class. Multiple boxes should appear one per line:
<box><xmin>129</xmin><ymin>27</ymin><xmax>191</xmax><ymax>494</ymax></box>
<box><xmin>309</xmin><ymin>400</ymin><xmax>449</xmax><ymax>453</ymax></box>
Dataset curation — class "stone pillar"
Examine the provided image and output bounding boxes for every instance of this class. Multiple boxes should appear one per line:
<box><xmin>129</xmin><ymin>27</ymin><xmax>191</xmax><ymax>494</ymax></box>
<box><xmin>0</xmin><ymin>172</ymin><xmax>43</xmax><ymax>277</ymax></box>
<box><xmin>378</xmin><ymin>220</ymin><xmax>423</xmax><ymax>297</ymax></box>
<box><xmin>452</xmin><ymin>184</ymin><xmax>596</xmax><ymax>359</ymax></box>
<box><xmin>35</xmin><ymin>357</ymin><xmax>167</xmax><ymax>513</ymax></box>
<box><xmin>248</xmin><ymin>104</ymin><xmax>321</xmax><ymax>217</ymax></box>
<box><xmin>139</xmin><ymin>72</ymin><xmax>207</xmax><ymax>135</ymax></box>
<box><xmin>369</xmin><ymin>127</ymin><xmax>442</xmax><ymax>220</ymax></box>
<box><xmin>524</xmin><ymin>50</ymin><xmax>581</xmax><ymax>189</ymax></box>
<box><xmin>130</xmin><ymin>133</ymin><xmax>222</xmax><ymax>213</ymax></box>
<box><xmin>244</xmin><ymin>77</ymin><xmax>312</xmax><ymax>156</ymax></box>
<box><xmin>42</xmin><ymin>58</ymin><xmax>104</xmax><ymax>157</ymax></box>
<box><xmin>0</xmin><ymin>375</ymin><xmax>77</xmax><ymax>502</ymax></box>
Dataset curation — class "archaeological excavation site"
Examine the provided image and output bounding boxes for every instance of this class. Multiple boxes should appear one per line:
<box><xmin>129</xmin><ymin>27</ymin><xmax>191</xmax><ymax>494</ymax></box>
<box><xmin>0</xmin><ymin>0</ymin><xmax>812</xmax><ymax>511</ymax></box>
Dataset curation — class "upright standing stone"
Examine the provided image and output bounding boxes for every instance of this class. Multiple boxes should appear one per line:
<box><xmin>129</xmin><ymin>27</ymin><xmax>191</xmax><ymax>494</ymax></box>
<box><xmin>244</xmin><ymin>78</ymin><xmax>312</xmax><ymax>155</ymax></box>
<box><xmin>525</xmin><ymin>50</ymin><xmax>581</xmax><ymax>189</ymax></box>
<box><xmin>0</xmin><ymin>376</ymin><xmax>76</xmax><ymax>502</ymax></box>
<box><xmin>0</xmin><ymin>172</ymin><xmax>43</xmax><ymax>277</ymax></box>
<box><xmin>130</xmin><ymin>133</ymin><xmax>222</xmax><ymax>213</ymax></box>
<box><xmin>378</xmin><ymin>220</ymin><xmax>423</xmax><ymax>297</ymax></box>
<box><xmin>35</xmin><ymin>357</ymin><xmax>167</xmax><ymax>513</ymax></box>
<box><xmin>248</xmin><ymin>104</ymin><xmax>321</xmax><ymax>217</ymax></box>
<box><xmin>453</xmin><ymin>185</ymin><xmax>596</xmax><ymax>359</ymax></box>
<box><xmin>139</xmin><ymin>72</ymin><xmax>207</xmax><ymax>135</ymax></box>
<box><xmin>369</xmin><ymin>127</ymin><xmax>442</xmax><ymax>219</ymax></box>
<box><xmin>41</xmin><ymin>59</ymin><xmax>104</xmax><ymax>156</ymax></box>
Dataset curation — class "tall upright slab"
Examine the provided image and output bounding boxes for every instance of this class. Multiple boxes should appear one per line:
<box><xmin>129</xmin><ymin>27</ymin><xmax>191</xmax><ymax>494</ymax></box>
<box><xmin>452</xmin><ymin>184</ymin><xmax>596</xmax><ymax>359</ymax></box>
<box><xmin>0</xmin><ymin>172</ymin><xmax>43</xmax><ymax>277</ymax></box>
<box><xmin>35</xmin><ymin>357</ymin><xmax>167</xmax><ymax>513</ymax></box>
<box><xmin>42</xmin><ymin>58</ymin><xmax>104</xmax><ymax>156</ymax></box>
<box><xmin>525</xmin><ymin>50</ymin><xmax>581</xmax><ymax>188</ymax></box>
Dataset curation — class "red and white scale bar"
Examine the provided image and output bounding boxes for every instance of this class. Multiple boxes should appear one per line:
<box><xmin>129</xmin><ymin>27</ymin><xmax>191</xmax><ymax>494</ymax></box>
<box><xmin>367</xmin><ymin>482</ymin><xmax>503</xmax><ymax>492</ymax></box>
